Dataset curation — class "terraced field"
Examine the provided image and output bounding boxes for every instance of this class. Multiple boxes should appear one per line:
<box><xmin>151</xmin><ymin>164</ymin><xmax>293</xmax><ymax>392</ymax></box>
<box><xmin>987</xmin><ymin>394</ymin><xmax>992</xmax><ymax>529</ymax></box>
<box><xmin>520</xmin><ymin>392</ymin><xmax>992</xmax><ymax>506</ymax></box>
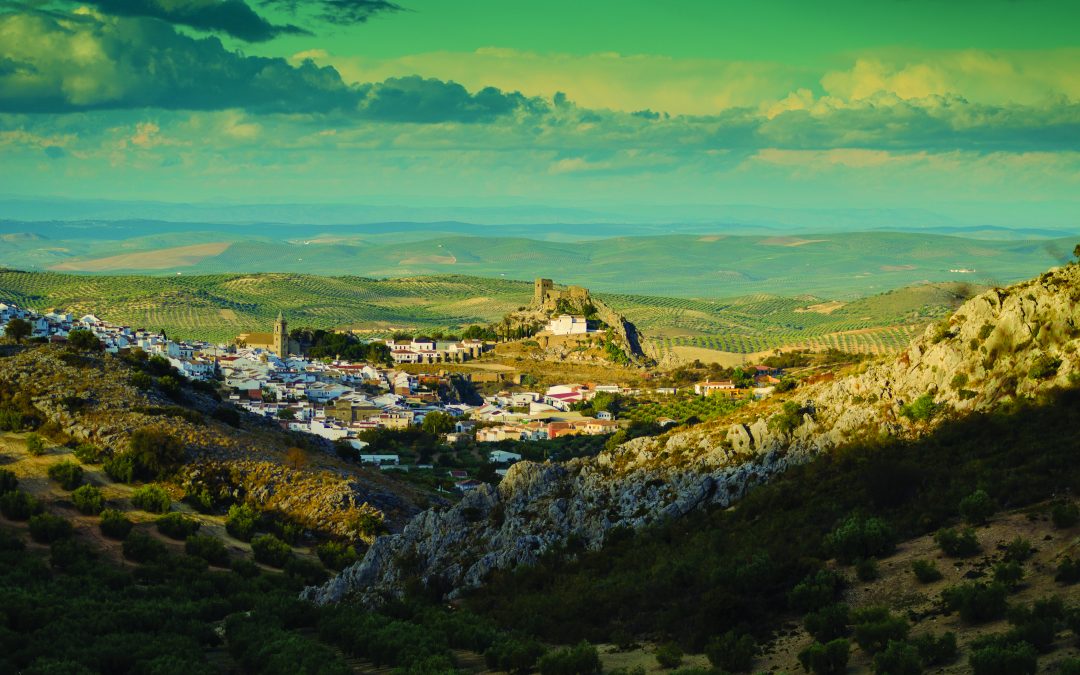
<box><xmin>0</xmin><ymin>270</ymin><xmax>968</xmax><ymax>356</ymax></box>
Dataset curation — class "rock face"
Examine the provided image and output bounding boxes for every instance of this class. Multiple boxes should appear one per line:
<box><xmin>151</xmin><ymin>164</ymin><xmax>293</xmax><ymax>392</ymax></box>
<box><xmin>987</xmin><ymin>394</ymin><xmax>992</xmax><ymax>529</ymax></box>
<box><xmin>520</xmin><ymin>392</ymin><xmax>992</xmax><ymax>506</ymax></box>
<box><xmin>305</xmin><ymin>264</ymin><xmax>1080</xmax><ymax>606</ymax></box>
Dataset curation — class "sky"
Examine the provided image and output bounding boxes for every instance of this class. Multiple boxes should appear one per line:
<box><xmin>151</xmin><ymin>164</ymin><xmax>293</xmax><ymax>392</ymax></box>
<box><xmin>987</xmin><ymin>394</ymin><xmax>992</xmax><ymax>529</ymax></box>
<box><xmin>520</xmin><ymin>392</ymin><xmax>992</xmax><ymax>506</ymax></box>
<box><xmin>1</xmin><ymin>0</ymin><xmax>1079</xmax><ymax>225</ymax></box>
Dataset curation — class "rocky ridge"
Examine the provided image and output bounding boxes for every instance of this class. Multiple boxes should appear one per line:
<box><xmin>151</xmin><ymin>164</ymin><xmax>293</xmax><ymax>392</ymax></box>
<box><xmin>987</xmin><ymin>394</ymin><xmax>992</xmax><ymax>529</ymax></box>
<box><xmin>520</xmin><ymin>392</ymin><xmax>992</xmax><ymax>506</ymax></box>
<box><xmin>304</xmin><ymin>264</ymin><xmax>1080</xmax><ymax>605</ymax></box>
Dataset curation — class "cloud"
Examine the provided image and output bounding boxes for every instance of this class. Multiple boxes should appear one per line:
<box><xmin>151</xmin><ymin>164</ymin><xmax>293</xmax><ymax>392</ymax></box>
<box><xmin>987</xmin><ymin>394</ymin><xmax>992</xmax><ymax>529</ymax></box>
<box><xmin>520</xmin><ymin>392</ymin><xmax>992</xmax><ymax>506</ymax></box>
<box><xmin>261</xmin><ymin>0</ymin><xmax>403</xmax><ymax>25</ymax></box>
<box><xmin>355</xmin><ymin>76</ymin><xmax>537</xmax><ymax>123</ymax></box>
<box><xmin>77</xmin><ymin>0</ymin><xmax>307</xmax><ymax>41</ymax></box>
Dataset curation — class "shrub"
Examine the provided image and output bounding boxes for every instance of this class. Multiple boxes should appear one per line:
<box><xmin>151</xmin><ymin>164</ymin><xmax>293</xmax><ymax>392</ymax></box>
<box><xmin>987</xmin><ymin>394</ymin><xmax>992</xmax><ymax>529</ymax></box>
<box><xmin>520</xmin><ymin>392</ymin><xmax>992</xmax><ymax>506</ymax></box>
<box><xmin>1028</xmin><ymin>354</ymin><xmax>1061</xmax><ymax>380</ymax></box>
<box><xmin>130</xmin><ymin>484</ymin><xmax>170</xmax><ymax>513</ymax></box>
<box><xmin>856</xmin><ymin>557</ymin><xmax>880</xmax><ymax>581</ymax></box>
<box><xmin>103</xmin><ymin>454</ymin><xmax>136</xmax><ymax>483</ymax></box>
<box><xmin>28</xmin><ymin>513</ymin><xmax>73</xmax><ymax>543</ymax></box>
<box><xmin>789</xmin><ymin>569</ymin><xmax>844</xmax><ymax>613</ymax></box>
<box><xmin>1060</xmin><ymin>659</ymin><xmax>1080</xmax><ymax>675</ymax></box>
<box><xmin>872</xmin><ymin>640</ymin><xmax>922</xmax><ymax>675</ymax></box>
<box><xmin>911</xmin><ymin>559</ymin><xmax>943</xmax><ymax>583</ymax></box>
<box><xmin>156</xmin><ymin>512</ymin><xmax>200</xmax><ymax>540</ymax></box>
<box><xmin>950</xmin><ymin>373</ymin><xmax>969</xmax><ymax>389</ymax></box>
<box><xmin>910</xmin><ymin>632</ymin><xmax>957</xmax><ymax>666</ymax></box>
<box><xmin>537</xmin><ymin>641</ymin><xmax>601</xmax><ymax>675</ymax></box>
<box><xmin>900</xmin><ymin>394</ymin><xmax>939</xmax><ymax>422</ymax></box>
<box><xmin>122</xmin><ymin>530</ymin><xmax>166</xmax><ymax>563</ymax></box>
<box><xmin>485</xmin><ymin>636</ymin><xmax>547</xmax><ymax>674</ymax></box>
<box><xmin>185</xmin><ymin>534</ymin><xmax>229</xmax><ymax>567</ymax></box>
<box><xmin>130</xmin><ymin>372</ymin><xmax>153</xmax><ymax>390</ymax></box>
<box><xmin>284</xmin><ymin>557</ymin><xmax>330</xmax><ymax>586</ymax></box>
<box><xmin>1004</xmin><ymin>537</ymin><xmax>1034</xmax><ymax>562</ymax></box>
<box><xmin>67</xmin><ymin>328</ymin><xmax>102</xmax><ymax>351</ymax></box>
<box><xmin>824</xmin><ymin>514</ymin><xmax>896</xmax><ymax>564</ymax></box>
<box><xmin>183</xmin><ymin>486</ymin><xmax>216</xmax><ymax>513</ymax></box>
<box><xmin>26</xmin><ymin>433</ymin><xmax>46</xmax><ymax>456</ymax></box>
<box><xmin>99</xmin><ymin>509</ymin><xmax>133</xmax><ymax>539</ymax></box>
<box><xmin>935</xmin><ymin>527</ymin><xmax>981</xmax><ymax>557</ymax></box>
<box><xmin>71</xmin><ymin>484</ymin><xmax>105</xmax><ymax>515</ymax></box>
<box><xmin>1052</xmin><ymin>501</ymin><xmax>1080</xmax><ymax>528</ymax></box>
<box><xmin>852</xmin><ymin>606</ymin><xmax>909</xmax><ymax>654</ymax></box>
<box><xmin>72</xmin><ymin>443</ymin><xmax>106</xmax><ymax>464</ymax></box>
<box><xmin>798</xmin><ymin>639</ymin><xmax>849</xmax><ymax>675</ymax></box>
<box><xmin>0</xmin><ymin>468</ymin><xmax>17</xmax><ymax>494</ymax></box>
<box><xmin>968</xmin><ymin>639</ymin><xmax>1037</xmax><ymax>675</ymax></box>
<box><xmin>993</xmin><ymin>561</ymin><xmax>1024</xmax><ymax>589</ymax></box>
<box><xmin>655</xmin><ymin>642</ymin><xmax>683</xmax><ymax>669</ymax></box>
<box><xmin>226</xmin><ymin>503</ymin><xmax>259</xmax><ymax>541</ymax></box>
<box><xmin>231</xmin><ymin>557</ymin><xmax>260</xmax><ymax>579</ymax></box>
<box><xmin>959</xmin><ymin>489</ymin><xmax>995</xmax><ymax>525</ymax></box>
<box><xmin>251</xmin><ymin>533</ymin><xmax>293</xmax><ymax>568</ymax></box>
<box><xmin>128</xmin><ymin>428</ymin><xmax>185</xmax><ymax>479</ymax></box>
<box><xmin>804</xmin><ymin>604</ymin><xmax>850</xmax><ymax>643</ymax></box>
<box><xmin>941</xmin><ymin>582</ymin><xmax>1009</xmax><ymax>623</ymax></box>
<box><xmin>0</xmin><ymin>489</ymin><xmax>42</xmax><ymax>520</ymax></box>
<box><xmin>705</xmin><ymin>631</ymin><xmax>755</xmax><ymax>672</ymax></box>
<box><xmin>316</xmin><ymin>541</ymin><xmax>359</xmax><ymax>571</ymax></box>
<box><xmin>1056</xmin><ymin>557</ymin><xmax>1080</xmax><ymax>584</ymax></box>
<box><xmin>47</xmin><ymin>460</ymin><xmax>83</xmax><ymax>490</ymax></box>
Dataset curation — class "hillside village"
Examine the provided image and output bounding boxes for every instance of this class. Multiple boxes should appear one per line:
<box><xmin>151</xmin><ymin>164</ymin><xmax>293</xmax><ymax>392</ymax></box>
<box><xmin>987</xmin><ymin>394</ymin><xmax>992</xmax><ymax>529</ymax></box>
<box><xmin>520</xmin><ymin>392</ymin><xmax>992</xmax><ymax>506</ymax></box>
<box><xmin>0</xmin><ymin>293</ymin><xmax>787</xmax><ymax>493</ymax></box>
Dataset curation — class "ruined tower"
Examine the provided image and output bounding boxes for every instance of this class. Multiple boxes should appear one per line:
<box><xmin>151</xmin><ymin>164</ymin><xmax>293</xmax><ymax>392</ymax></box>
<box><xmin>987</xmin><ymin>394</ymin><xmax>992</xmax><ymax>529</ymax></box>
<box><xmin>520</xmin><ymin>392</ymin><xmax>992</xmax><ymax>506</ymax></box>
<box><xmin>533</xmin><ymin>278</ymin><xmax>553</xmax><ymax>307</ymax></box>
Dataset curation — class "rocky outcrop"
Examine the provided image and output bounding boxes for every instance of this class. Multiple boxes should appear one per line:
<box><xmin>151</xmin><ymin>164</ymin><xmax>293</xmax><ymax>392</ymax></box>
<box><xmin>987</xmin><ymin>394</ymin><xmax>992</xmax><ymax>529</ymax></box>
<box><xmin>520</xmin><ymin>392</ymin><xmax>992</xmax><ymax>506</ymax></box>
<box><xmin>306</xmin><ymin>264</ymin><xmax>1080</xmax><ymax>606</ymax></box>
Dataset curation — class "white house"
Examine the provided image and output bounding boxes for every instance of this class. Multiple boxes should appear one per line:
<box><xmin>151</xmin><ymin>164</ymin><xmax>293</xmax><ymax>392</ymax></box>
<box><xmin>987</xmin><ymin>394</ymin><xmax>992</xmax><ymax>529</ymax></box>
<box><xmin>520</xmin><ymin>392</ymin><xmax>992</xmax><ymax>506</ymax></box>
<box><xmin>489</xmin><ymin>450</ymin><xmax>523</xmax><ymax>464</ymax></box>
<box><xmin>545</xmin><ymin>314</ymin><xmax>590</xmax><ymax>336</ymax></box>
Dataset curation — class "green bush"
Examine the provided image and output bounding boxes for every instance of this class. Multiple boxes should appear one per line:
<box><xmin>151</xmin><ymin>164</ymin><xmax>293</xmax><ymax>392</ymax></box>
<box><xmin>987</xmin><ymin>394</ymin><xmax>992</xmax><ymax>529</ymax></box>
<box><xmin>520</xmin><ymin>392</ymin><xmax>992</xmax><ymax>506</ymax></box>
<box><xmin>968</xmin><ymin>638</ymin><xmax>1037</xmax><ymax>675</ymax></box>
<box><xmin>910</xmin><ymin>632</ymin><xmax>957</xmax><ymax>666</ymax></box>
<box><xmin>798</xmin><ymin>639</ymin><xmax>850</xmax><ymax>675</ymax></box>
<box><xmin>1028</xmin><ymin>354</ymin><xmax>1061</xmax><ymax>380</ymax></box>
<box><xmin>1004</xmin><ymin>537</ymin><xmax>1033</xmax><ymax>562</ymax></box>
<box><xmin>231</xmin><ymin>557</ymin><xmax>261</xmax><ymax>579</ymax></box>
<box><xmin>1056</xmin><ymin>557</ymin><xmax>1080</xmax><ymax>584</ymax></box>
<box><xmin>251</xmin><ymin>534</ymin><xmax>293</xmax><ymax>568</ymax></box>
<box><xmin>911</xmin><ymin>559</ymin><xmax>943</xmax><ymax>583</ymax></box>
<box><xmin>47</xmin><ymin>460</ymin><xmax>83</xmax><ymax>490</ymax></box>
<box><xmin>316</xmin><ymin>541</ymin><xmax>359</xmax><ymax>571</ymax></box>
<box><xmin>103</xmin><ymin>454</ymin><xmax>136</xmax><ymax>483</ymax></box>
<box><xmin>26</xmin><ymin>433</ymin><xmax>46</xmax><ymax>456</ymax></box>
<box><xmin>122</xmin><ymin>530</ymin><xmax>166</xmax><ymax>563</ymax></box>
<box><xmin>900</xmin><ymin>394</ymin><xmax>939</xmax><ymax>422</ymax></box>
<box><xmin>654</xmin><ymin>642</ymin><xmax>683</xmax><ymax>669</ymax></box>
<box><xmin>1059</xmin><ymin>659</ymin><xmax>1080</xmax><ymax>675</ymax></box>
<box><xmin>942</xmin><ymin>582</ymin><xmax>1009</xmax><ymax>623</ymax></box>
<box><xmin>993</xmin><ymin>561</ymin><xmax>1024</xmax><ymax>588</ymax></box>
<box><xmin>131</xmin><ymin>484</ymin><xmax>170</xmax><ymax>513</ymax></box>
<box><xmin>226</xmin><ymin>503</ymin><xmax>259</xmax><ymax>541</ymax></box>
<box><xmin>959</xmin><ymin>489</ymin><xmax>995</xmax><ymax>525</ymax></box>
<box><xmin>1052</xmin><ymin>501</ymin><xmax>1080</xmax><ymax>528</ymax></box>
<box><xmin>284</xmin><ymin>557</ymin><xmax>330</xmax><ymax>586</ymax></box>
<box><xmin>72</xmin><ymin>443</ymin><xmax>107</xmax><ymax>464</ymax></box>
<box><xmin>99</xmin><ymin>508</ymin><xmax>133</xmax><ymax>539</ymax></box>
<box><xmin>789</xmin><ymin>569</ymin><xmax>844</xmax><ymax>613</ymax></box>
<box><xmin>185</xmin><ymin>534</ymin><xmax>229</xmax><ymax>567</ymax></box>
<box><xmin>127</xmin><ymin>428</ymin><xmax>185</xmax><ymax>479</ymax></box>
<box><xmin>824</xmin><ymin>514</ymin><xmax>895</xmax><ymax>564</ymax></box>
<box><xmin>851</xmin><ymin>606</ymin><xmax>909</xmax><ymax>654</ymax></box>
<box><xmin>71</xmin><ymin>484</ymin><xmax>105</xmax><ymax>515</ymax></box>
<box><xmin>28</xmin><ymin>513</ymin><xmax>73</xmax><ymax>543</ymax></box>
<box><xmin>484</xmin><ymin>635</ymin><xmax>547</xmax><ymax>673</ymax></box>
<box><xmin>156</xmin><ymin>512</ymin><xmax>200</xmax><ymax>540</ymax></box>
<box><xmin>704</xmin><ymin>630</ymin><xmax>755</xmax><ymax>672</ymax></box>
<box><xmin>856</xmin><ymin>557</ymin><xmax>880</xmax><ymax>581</ymax></box>
<box><xmin>872</xmin><ymin>640</ymin><xmax>922</xmax><ymax>675</ymax></box>
<box><xmin>537</xmin><ymin>641</ymin><xmax>601</xmax><ymax>675</ymax></box>
<box><xmin>804</xmin><ymin>604</ymin><xmax>850</xmax><ymax>643</ymax></box>
<box><xmin>0</xmin><ymin>489</ymin><xmax>42</xmax><ymax>520</ymax></box>
<box><xmin>935</xmin><ymin>527</ymin><xmax>981</xmax><ymax>557</ymax></box>
<box><xmin>0</xmin><ymin>468</ymin><xmax>17</xmax><ymax>494</ymax></box>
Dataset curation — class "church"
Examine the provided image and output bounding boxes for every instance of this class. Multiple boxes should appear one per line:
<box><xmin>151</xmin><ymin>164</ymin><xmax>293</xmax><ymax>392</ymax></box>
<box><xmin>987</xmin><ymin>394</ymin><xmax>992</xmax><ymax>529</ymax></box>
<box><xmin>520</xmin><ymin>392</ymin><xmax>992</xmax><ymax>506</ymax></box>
<box><xmin>234</xmin><ymin>313</ymin><xmax>298</xmax><ymax>356</ymax></box>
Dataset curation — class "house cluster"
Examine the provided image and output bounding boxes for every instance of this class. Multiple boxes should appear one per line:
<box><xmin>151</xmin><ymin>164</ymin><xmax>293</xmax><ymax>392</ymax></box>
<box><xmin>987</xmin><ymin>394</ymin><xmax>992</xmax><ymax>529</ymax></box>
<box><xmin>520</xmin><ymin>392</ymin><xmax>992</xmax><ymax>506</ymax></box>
<box><xmin>0</xmin><ymin>302</ymin><xmax>220</xmax><ymax>380</ymax></box>
<box><xmin>693</xmin><ymin>365</ymin><xmax>785</xmax><ymax>400</ymax></box>
<box><xmin>383</xmin><ymin>337</ymin><xmax>488</xmax><ymax>364</ymax></box>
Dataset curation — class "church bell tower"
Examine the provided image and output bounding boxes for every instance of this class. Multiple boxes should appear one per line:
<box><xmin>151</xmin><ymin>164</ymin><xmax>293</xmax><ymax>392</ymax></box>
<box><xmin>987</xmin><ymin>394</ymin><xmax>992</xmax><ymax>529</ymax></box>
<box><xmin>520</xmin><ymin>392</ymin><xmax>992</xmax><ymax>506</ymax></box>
<box><xmin>273</xmin><ymin>312</ymin><xmax>288</xmax><ymax>356</ymax></box>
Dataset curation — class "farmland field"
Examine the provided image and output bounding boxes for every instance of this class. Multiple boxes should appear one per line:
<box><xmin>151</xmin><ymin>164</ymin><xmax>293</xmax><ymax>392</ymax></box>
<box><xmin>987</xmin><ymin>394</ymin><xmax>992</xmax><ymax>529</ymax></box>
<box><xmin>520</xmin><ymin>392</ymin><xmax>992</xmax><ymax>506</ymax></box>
<box><xmin>0</xmin><ymin>269</ymin><xmax>970</xmax><ymax>358</ymax></box>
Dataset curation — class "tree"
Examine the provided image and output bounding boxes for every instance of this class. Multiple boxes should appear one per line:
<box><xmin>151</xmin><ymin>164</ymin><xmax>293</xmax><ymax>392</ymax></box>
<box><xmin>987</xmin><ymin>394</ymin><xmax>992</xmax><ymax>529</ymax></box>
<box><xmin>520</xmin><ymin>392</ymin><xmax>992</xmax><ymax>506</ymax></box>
<box><xmin>4</xmin><ymin>318</ymin><xmax>31</xmax><ymax>343</ymax></box>
<box><xmin>71</xmin><ymin>485</ymin><xmax>105</xmax><ymax>515</ymax></box>
<box><xmin>421</xmin><ymin>411</ymin><xmax>455</xmax><ymax>435</ymax></box>
<box><xmin>128</xmin><ymin>428</ymin><xmax>185</xmax><ymax>479</ymax></box>
<box><xmin>277</xmin><ymin>408</ymin><xmax>296</xmax><ymax>421</ymax></box>
<box><xmin>251</xmin><ymin>533</ymin><xmax>293</xmax><ymax>567</ymax></box>
<box><xmin>284</xmin><ymin>446</ymin><xmax>307</xmax><ymax>470</ymax></box>
<box><xmin>66</xmin><ymin>329</ymin><xmax>102</xmax><ymax>351</ymax></box>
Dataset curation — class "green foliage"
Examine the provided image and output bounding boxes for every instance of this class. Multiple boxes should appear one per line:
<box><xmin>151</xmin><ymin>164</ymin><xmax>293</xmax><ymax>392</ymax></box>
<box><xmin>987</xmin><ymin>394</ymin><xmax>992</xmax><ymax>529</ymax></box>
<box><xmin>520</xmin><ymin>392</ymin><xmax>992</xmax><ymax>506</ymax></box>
<box><xmin>72</xmin><ymin>442</ymin><xmax>106</xmax><ymax>464</ymax></box>
<box><xmin>284</xmin><ymin>557</ymin><xmax>329</xmax><ymax>586</ymax></box>
<box><xmin>184</xmin><ymin>533</ymin><xmax>229</xmax><ymax>566</ymax></box>
<box><xmin>950</xmin><ymin>373</ymin><xmax>969</xmax><ymax>390</ymax></box>
<box><xmin>1060</xmin><ymin>658</ymin><xmax>1080</xmax><ymax>675</ymax></box>
<box><xmin>71</xmin><ymin>484</ymin><xmax>105</xmax><ymax>515</ymax></box>
<box><xmin>654</xmin><ymin>642</ymin><xmax>683</xmax><ymax>669</ymax></box>
<box><xmin>0</xmin><ymin>489</ymin><xmax>42</xmax><ymax>520</ymax></box>
<box><xmin>98</xmin><ymin>508</ymin><xmax>133</xmax><ymax>539</ymax></box>
<box><xmin>226</xmin><ymin>503</ymin><xmax>260</xmax><ymax>541</ymax></box>
<box><xmin>46</xmin><ymin>460</ymin><xmax>83</xmax><ymax>490</ymax></box>
<box><xmin>316</xmin><ymin>540</ymin><xmax>358</xmax><ymax>571</ymax></box>
<box><xmin>156</xmin><ymin>512</ymin><xmax>201</xmax><ymax>540</ymax></box>
<box><xmin>1005</xmin><ymin>598</ymin><xmax>1066</xmax><ymax>652</ymax></box>
<box><xmin>28</xmin><ymin>513</ymin><xmax>73</xmax><ymax>543</ymax></box>
<box><xmin>968</xmin><ymin>638</ymin><xmax>1037</xmax><ymax>675</ymax></box>
<box><xmin>1004</xmin><ymin>537</ymin><xmax>1033</xmax><ymax>562</ymax></box>
<box><xmin>824</xmin><ymin>514</ymin><xmax>896</xmax><ymax>564</ymax></box>
<box><xmin>804</xmin><ymin>604</ymin><xmax>850</xmax><ymax>643</ymax></box>
<box><xmin>127</xmin><ymin>428</ymin><xmax>186</xmax><ymax>480</ymax></box>
<box><xmin>798</xmin><ymin>639</ymin><xmax>849</xmax><ymax>675</ymax></box>
<box><xmin>103</xmin><ymin>453</ymin><xmax>136</xmax><ymax>483</ymax></box>
<box><xmin>789</xmin><ymin>569</ymin><xmax>845</xmax><ymax>613</ymax></box>
<box><xmin>769</xmin><ymin>400</ymin><xmax>810</xmax><ymax>435</ymax></box>
<box><xmin>941</xmin><ymin>582</ymin><xmax>1009</xmax><ymax>623</ymax></box>
<box><xmin>856</xmin><ymin>557</ymin><xmax>880</xmax><ymax>581</ymax></box>
<box><xmin>1052</xmin><ymin>501</ymin><xmax>1080</xmax><ymax>528</ymax></box>
<box><xmin>66</xmin><ymin>329</ymin><xmax>102</xmax><ymax>351</ymax></box>
<box><xmin>1056</xmin><ymin>557</ymin><xmax>1080</xmax><ymax>584</ymax></box>
<box><xmin>910</xmin><ymin>559</ymin><xmax>942</xmax><ymax>583</ymax></box>
<box><xmin>122</xmin><ymin>530</ymin><xmax>166</xmax><ymax>563</ymax></box>
<box><xmin>227</xmin><ymin>613</ymin><xmax>352</xmax><ymax>675</ymax></box>
<box><xmin>251</xmin><ymin>533</ymin><xmax>293</xmax><ymax>568</ymax></box>
<box><xmin>910</xmin><ymin>632</ymin><xmax>957</xmax><ymax>666</ymax></box>
<box><xmin>935</xmin><ymin>527</ymin><xmax>981</xmax><ymax>557</ymax></box>
<box><xmin>537</xmin><ymin>641</ymin><xmax>601</xmax><ymax>675</ymax></box>
<box><xmin>851</xmin><ymin>606</ymin><xmax>909</xmax><ymax>654</ymax></box>
<box><xmin>26</xmin><ymin>432</ymin><xmax>46</xmax><ymax>456</ymax></box>
<box><xmin>900</xmin><ymin>394</ymin><xmax>939</xmax><ymax>422</ymax></box>
<box><xmin>704</xmin><ymin>630</ymin><xmax>755</xmax><ymax>672</ymax></box>
<box><xmin>131</xmin><ymin>484</ymin><xmax>171</xmax><ymax>513</ymax></box>
<box><xmin>959</xmin><ymin>489</ymin><xmax>995</xmax><ymax>525</ymax></box>
<box><xmin>993</xmin><ymin>560</ymin><xmax>1024</xmax><ymax>588</ymax></box>
<box><xmin>1028</xmin><ymin>354</ymin><xmax>1061</xmax><ymax>380</ymax></box>
<box><xmin>872</xmin><ymin>640</ymin><xmax>922</xmax><ymax>675</ymax></box>
<box><xmin>4</xmin><ymin>317</ymin><xmax>31</xmax><ymax>342</ymax></box>
<box><xmin>485</xmin><ymin>635</ymin><xmax>548</xmax><ymax>674</ymax></box>
<box><xmin>0</xmin><ymin>468</ymin><xmax>17</xmax><ymax>494</ymax></box>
